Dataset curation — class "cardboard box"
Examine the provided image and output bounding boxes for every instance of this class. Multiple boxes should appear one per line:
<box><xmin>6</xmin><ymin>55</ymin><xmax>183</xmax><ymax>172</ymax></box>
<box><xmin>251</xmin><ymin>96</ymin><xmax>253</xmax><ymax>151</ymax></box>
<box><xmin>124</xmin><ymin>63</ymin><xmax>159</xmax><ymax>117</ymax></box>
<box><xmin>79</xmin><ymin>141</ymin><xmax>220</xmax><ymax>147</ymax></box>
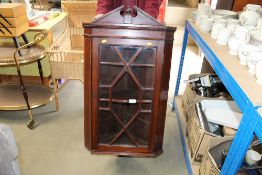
<box><xmin>186</xmin><ymin>0</ymin><xmax>199</xmax><ymax>8</ymax></box>
<box><xmin>0</xmin><ymin>14</ymin><xmax>28</xmax><ymax>27</ymax></box>
<box><xmin>186</xmin><ymin>106</ymin><xmax>220</xmax><ymax>164</ymax></box>
<box><xmin>0</xmin><ymin>3</ymin><xmax>26</xmax><ymax>18</ymax></box>
<box><xmin>199</xmin><ymin>137</ymin><xmax>234</xmax><ymax>175</ymax></box>
<box><xmin>0</xmin><ymin>22</ymin><xmax>29</xmax><ymax>37</ymax></box>
<box><xmin>182</xmin><ymin>73</ymin><xmax>217</xmax><ymax>121</ymax></box>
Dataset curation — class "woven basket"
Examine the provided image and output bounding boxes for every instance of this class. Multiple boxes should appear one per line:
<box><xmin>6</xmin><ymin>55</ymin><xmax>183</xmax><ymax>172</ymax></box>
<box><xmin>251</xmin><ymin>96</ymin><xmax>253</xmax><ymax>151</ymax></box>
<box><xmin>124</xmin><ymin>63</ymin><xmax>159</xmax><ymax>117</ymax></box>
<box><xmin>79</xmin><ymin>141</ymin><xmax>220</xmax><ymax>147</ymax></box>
<box><xmin>47</xmin><ymin>29</ymin><xmax>84</xmax><ymax>81</ymax></box>
<box><xmin>62</xmin><ymin>1</ymin><xmax>97</xmax><ymax>28</ymax></box>
<box><xmin>69</xmin><ymin>27</ymin><xmax>84</xmax><ymax>49</ymax></box>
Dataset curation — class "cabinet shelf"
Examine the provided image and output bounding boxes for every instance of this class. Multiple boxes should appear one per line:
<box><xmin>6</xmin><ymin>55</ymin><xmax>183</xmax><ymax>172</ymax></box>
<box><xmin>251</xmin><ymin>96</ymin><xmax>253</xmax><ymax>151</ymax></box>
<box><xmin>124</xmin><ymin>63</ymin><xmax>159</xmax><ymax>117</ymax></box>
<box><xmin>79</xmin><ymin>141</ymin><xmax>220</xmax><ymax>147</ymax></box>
<box><xmin>99</xmin><ymin>108</ymin><xmax>152</xmax><ymax>114</ymax></box>
<box><xmin>100</xmin><ymin>62</ymin><xmax>155</xmax><ymax>67</ymax></box>
<box><xmin>100</xmin><ymin>98</ymin><xmax>152</xmax><ymax>104</ymax></box>
<box><xmin>0</xmin><ymin>83</ymin><xmax>54</xmax><ymax>110</ymax></box>
<box><xmin>100</xmin><ymin>90</ymin><xmax>153</xmax><ymax>101</ymax></box>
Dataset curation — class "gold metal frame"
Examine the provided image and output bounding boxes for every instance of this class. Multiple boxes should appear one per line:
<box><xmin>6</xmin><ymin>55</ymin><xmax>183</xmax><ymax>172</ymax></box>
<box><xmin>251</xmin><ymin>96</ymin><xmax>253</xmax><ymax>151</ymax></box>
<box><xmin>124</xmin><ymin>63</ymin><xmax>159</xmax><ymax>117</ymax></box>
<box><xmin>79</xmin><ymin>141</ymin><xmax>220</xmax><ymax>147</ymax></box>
<box><xmin>0</xmin><ymin>31</ymin><xmax>59</xmax><ymax>129</ymax></box>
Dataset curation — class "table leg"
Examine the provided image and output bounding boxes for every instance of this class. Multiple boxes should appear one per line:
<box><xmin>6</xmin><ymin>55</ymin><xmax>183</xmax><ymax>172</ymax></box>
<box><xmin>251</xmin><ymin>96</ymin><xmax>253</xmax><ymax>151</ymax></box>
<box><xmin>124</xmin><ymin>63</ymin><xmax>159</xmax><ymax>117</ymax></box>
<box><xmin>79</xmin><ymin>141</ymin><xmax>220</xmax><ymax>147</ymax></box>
<box><xmin>12</xmin><ymin>37</ymin><xmax>21</xmax><ymax>56</ymax></box>
<box><xmin>37</xmin><ymin>60</ymin><xmax>44</xmax><ymax>85</ymax></box>
<box><xmin>220</xmin><ymin>106</ymin><xmax>256</xmax><ymax>174</ymax></box>
<box><xmin>172</xmin><ymin>21</ymin><xmax>189</xmax><ymax>111</ymax></box>
<box><xmin>16</xmin><ymin>66</ymin><xmax>35</xmax><ymax>129</ymax></box>
<box><xmin>21</xmin><ymin>33</ymin><xmax>31</xmax><ymax>49</ymax></box>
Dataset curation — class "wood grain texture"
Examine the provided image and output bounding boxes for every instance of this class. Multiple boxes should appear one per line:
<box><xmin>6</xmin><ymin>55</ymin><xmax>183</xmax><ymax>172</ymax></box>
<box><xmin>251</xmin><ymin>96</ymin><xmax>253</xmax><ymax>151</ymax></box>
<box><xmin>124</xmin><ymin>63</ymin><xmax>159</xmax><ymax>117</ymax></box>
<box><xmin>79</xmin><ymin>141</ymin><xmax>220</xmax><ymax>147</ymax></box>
<box><xmin>83</xmin><ymin>6</ymin><xmax>176</xmax><ymax>157</ymax></box>
<box><xmin>233</xmin><ymin>0</ymin><xmax>262</xmax><ymax>11</ymax></box>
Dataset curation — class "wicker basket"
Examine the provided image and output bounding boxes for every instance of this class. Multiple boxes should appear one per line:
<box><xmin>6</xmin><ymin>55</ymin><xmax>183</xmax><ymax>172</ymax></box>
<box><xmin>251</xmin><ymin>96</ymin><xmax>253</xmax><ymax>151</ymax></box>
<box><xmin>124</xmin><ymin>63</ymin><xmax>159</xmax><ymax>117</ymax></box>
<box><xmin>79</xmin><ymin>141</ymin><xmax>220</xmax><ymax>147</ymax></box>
<box><xmin>62</xmin><ymin>1</ymin><xmax>97</xmax><ymax>28</ymax></box>
<box><xmin>69</xmin><ymin>27</ymin><xmax>84</xmax><ymax>49</ymax></box>
<box><xmin>47</xmin><ymin>28</ymin><xmax>84</xmax><ymax>81</ymax></box>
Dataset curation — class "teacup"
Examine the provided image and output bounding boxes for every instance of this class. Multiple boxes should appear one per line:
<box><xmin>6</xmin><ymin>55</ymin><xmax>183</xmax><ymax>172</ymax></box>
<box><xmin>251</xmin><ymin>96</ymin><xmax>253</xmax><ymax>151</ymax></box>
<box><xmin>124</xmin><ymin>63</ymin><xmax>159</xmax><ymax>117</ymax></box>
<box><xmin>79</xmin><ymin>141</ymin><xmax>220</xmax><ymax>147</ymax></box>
<box><xmin>227</xmin><ymin>23</ymin><xmax>239</xmax><ymax>32</ymax></box>
<box><xmin>234</xmin><ymin>26</ymin><xmax>250</xmax><ymax>41</ymax></box>
<box><xmin>247</xmin><ymin>51</ymin><xmax>262</xmax><ymax>74</ymax></box>
<box><xmin>217</xmin><ymin>27</ymin><xmax>232</xmax><ymax>45</ymax></box>
<box><xmin>196</xmin><ymin>15</ymin><xmax>209</xmax><ymax>26</ymax></box>
<box><xmin>228</xmin><ymin>35</ymin><xmax>239</xmax><ymax>55</ymax></box>
<box><xmin>228</xmin><ymin>27</ymin><xmax>249</xmax><ymax>56</ymax></box>
<box><xmin>226</xmin><ymin>19</ymin><xmax>239</xmax><ymax>32</ymax></box>
<box><xmin>211</xmin><ymin>23</ymin><xmax>226</xmax><ymax>39</ymax></box>
<box><xmin>245</xmin><ymin>150</ymin><xmax>261</xmax><ymax>166</ymax></box>
<box><xmin>238</xmin><ymin>43</ymin><xmax>259</xmax><ymax>65</ymax></box>
<box><xmin>200</xmin><ymin>18</ymin><xmax>213</xmax><ymax>33</ymax></box>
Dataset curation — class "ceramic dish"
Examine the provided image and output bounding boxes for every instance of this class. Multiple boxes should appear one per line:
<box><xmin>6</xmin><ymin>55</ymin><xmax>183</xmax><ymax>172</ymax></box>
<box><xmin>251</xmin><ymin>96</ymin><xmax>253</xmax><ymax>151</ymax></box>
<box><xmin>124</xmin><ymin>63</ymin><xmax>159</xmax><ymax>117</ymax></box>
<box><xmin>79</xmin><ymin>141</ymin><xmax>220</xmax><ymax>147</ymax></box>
<box><xmin>213</xmin><ymin>10</ymin><xmax>238</xmax><ymax>19</ymax></box>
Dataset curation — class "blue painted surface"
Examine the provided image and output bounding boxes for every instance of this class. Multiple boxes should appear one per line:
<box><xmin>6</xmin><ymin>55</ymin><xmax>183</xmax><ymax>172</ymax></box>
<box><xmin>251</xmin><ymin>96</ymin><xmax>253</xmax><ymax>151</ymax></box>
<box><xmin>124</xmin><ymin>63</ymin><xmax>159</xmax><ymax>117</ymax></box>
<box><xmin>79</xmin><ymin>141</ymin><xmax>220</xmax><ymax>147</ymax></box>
<box><xmin>172</xmin><ymin>25</ymin><xmax>189</xmax><ymax>112</ymax></box>
<box><xmin>174</xmin><ymin>99</ymin><xmax>193</xmax><ymax>175</ymax></box>
<box><xmin>173</xmin><ymin>20</ymin><xmax>262</xmax><ymax>175</ymax></box>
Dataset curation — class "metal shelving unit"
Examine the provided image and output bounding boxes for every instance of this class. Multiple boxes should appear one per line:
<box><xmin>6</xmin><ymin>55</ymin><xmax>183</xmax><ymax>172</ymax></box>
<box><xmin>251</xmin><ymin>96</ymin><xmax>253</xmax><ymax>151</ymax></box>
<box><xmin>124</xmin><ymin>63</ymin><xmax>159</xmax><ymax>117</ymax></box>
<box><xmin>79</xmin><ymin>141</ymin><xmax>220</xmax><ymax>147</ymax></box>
<box><xmin>172</xmin><ymin>19</ymin><xmax>262</xmax><ymax>175</ymax></box>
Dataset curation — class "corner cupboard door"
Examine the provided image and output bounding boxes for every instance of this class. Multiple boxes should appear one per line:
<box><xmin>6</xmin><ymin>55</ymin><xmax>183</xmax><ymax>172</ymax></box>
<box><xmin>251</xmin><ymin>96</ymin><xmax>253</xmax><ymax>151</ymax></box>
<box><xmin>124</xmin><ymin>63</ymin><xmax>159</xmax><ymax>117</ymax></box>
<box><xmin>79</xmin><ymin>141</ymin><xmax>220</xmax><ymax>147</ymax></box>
<box><xmin>92</xmin><ymin>38</ymin><xmax>161</xmax><ymax>152</ymax></box>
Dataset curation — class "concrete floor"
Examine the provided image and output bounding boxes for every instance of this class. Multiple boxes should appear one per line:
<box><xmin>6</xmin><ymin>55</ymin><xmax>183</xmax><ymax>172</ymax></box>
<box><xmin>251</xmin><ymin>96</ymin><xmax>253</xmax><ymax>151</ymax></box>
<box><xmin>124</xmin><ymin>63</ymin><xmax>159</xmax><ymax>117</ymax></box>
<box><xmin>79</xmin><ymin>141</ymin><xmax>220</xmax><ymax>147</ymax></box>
<box><xmin>0</xmin><ymin>81</ymin><xmax>188</xmax><ymax>175</ymax></box>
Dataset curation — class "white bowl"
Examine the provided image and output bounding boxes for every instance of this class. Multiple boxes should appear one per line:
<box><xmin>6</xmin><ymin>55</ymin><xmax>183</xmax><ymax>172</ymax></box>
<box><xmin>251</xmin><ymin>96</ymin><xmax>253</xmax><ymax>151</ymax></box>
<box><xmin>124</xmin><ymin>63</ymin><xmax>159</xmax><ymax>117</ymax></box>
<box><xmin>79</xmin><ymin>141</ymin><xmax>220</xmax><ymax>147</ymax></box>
<box><xmin>245</xmin><ymin>150</ymin><xmax>261</xmax><ymax>166</ymax></box>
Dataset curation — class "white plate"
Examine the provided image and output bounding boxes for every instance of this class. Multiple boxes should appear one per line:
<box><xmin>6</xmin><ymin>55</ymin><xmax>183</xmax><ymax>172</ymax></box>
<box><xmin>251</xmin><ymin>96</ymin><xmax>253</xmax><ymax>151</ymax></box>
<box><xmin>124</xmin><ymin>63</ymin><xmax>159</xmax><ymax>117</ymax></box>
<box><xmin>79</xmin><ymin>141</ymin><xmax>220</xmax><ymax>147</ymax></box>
<box><xmin>214</xmin><ymin>10</ymin><xmax>238</xmax><ymax>18</ymax></box>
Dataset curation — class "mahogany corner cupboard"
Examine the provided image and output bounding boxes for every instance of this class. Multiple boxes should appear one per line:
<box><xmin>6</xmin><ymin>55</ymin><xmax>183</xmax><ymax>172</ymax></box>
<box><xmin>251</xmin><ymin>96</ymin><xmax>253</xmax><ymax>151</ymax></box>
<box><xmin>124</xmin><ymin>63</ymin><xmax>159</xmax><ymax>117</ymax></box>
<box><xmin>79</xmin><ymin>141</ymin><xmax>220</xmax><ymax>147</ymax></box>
<box><xmin>83</xmin><ymin>6</ymin><xmax>176</xmax><ymax>157</ymax></box>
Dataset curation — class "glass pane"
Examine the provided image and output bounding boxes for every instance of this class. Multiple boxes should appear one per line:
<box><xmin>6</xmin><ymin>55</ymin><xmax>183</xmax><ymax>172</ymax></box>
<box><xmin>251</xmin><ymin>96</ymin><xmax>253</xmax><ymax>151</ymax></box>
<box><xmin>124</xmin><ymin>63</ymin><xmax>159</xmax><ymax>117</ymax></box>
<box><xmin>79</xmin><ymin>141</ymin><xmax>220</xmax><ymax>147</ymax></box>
<box><xmin>112</xmin><ymin>73</ymin><xmax>139</xmax><ymax>100</ymax></box>
<box><xmin>115</xmin><ymin>46</ymin><xmax>140</xmax><ymax>63</ymax></box>
<box><xmin>100</xmin><ymin>65</ymin><xmax>123</xmax><ymax>85</ymax></box>
<box><xmin>100</xmin><ymin>88</ymin><xmax>109</xmax><ymax>99</ymax></box>
<box><xmin>99</xmin><ymin>111</ymin><xmax>122</xmax><ymax>144</ymax></box>
<box><xmin>134</xmin><ymin>48</ymin><xmax>156</xmax><ymax>64</ymax></box>
<box><xmin>143</xmin><ymin>91</ymin><xmax>154</xmax><ymax>100</ymax></box>
<box><xmin>114</xmin><ymin>133</ymin><xmax>136</xmax><ymax>146</ymax></box>
<box><xmin>142</xmin><ymin>103</ymin><xmax>152</xmax><ymax>111</ymax></box>
<box><xmin>128</xmin><ymin>113</ymin><xmax>151</xmax><ymax>146</ymax></box>
<box><xmin>111</xmin><ymin>103</ymin><xmax>139</xmax><ymax>125</ymax></box>
<box><xmin>131</xmin><ymin>67</ymin><xmax>155</xmax><ymax>88</ymax></box>
<box><xmin>99</xmin><ymin>45</ymin><xmax>120</xmax><ymax>62</ymax></box>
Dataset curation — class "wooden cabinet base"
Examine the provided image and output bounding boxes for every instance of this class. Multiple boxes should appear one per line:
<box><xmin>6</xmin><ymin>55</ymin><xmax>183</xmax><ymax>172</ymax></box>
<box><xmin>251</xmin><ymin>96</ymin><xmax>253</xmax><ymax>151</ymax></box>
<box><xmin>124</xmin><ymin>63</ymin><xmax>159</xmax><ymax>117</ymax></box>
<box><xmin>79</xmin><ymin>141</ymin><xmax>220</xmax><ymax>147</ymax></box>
<box><xmin>90</xmin><ymin>149</ymin><xmax>163</xmax><ymax>157</ymax></box>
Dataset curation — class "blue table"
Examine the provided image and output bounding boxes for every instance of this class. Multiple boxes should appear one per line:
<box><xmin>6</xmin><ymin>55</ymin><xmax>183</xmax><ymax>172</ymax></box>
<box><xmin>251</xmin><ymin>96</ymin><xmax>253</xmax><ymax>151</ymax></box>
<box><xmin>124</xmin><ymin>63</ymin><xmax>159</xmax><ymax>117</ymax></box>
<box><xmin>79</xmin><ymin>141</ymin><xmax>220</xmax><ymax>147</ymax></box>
<box><xmin>173</xmin><ymin>19</ymin><xmax>262</xmax><ymax>175</ymax></box>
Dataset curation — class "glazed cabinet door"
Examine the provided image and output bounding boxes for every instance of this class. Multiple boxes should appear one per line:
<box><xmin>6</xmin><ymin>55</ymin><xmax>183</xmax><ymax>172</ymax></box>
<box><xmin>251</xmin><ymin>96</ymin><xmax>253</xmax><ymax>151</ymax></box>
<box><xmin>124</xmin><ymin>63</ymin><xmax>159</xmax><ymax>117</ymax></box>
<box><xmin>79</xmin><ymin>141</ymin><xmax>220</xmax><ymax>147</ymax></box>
<box><xmin>92</xmin><ymin>40</ymin><xmax>160</xmax><ymax>152</ymax></box>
